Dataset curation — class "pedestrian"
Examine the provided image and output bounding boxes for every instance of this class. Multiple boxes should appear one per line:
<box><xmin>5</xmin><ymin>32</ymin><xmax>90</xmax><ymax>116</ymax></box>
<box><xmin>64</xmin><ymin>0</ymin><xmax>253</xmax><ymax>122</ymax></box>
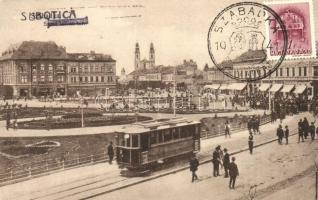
<box><xmin>248</xmin><ymin>131</ymin><xmax>254</xmax><ymax>154</ymax></box>
<box><xmin>252</xmin><ymin>117</ymin><xmax>257</xmax><ymax>134</ymax></box>
<box><xmin>303</xmin><ymin>117</ymin><xmax>309</xmax><ymax>139</ymax></box>
<box><xmin>107</xmin><ymin>142</ymin><xmax>114</xmax><ymax>164</ymax></box>
<box><xmin>225</xmin><ymin>121</ymin><xmax>231</xmax><ymax>138</ymax></box>
<box><xmin>223</xmin><ymin>148</ymin><xmax>230</xmax><ymax>178</ymax></box>
<box><xmin>228</xmin><ymin>157</ymin><xmax>239</xmax><ymax>189</ymax></box>
<box><xmin>255</xmin><ymin>117</ymin><xmax>261</xmax><ymax>134</ymax></box>
<box><xmin>284</xmin><ymin>125</ymin><xmax>289</xmax><ymax>144</ymax></box>
<box><xmin>298</xmin><ymin>119</ymin><xmax>304</xmax><ymax>143</ymax></box>
<box><xmin>6</xmin><ymin>110</ymin><xmax>11</xmax><ymax>130</ymax></box>
<box><xmin>276</xmin><ymin>124</ymin><xmax>284</xmax><ymax>144</ymax></box>
<box><xmin>309</xmin><ymin>122</ymin><xmax>315</xmax><ymax>140</ymax></box>
<box><xmin>189</xmin><ymin>155</ymin><xmax>199</xmax><ymax>182</ymax></box>
<box><xmin>247</xmin><ymin>117</ymin><xmax>253</xmax><ymax>133</ymax></box>
<box><xmin>212</xmin><ymin>145</ymin><xmax>221</xmax><ymax>177</ymax></box>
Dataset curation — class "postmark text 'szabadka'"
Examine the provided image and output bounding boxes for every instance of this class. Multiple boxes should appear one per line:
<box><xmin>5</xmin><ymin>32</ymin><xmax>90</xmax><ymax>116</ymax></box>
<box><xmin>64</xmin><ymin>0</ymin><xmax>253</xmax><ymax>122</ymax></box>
<box><xmin>20</xmin><ymin>8</ymin><xmax>88</xmax><ymax>28</ymax></box>
<box><xmin>208</xmin><ymin>2</ymin><xmax>288</xmax><ymax>82</ymax></box>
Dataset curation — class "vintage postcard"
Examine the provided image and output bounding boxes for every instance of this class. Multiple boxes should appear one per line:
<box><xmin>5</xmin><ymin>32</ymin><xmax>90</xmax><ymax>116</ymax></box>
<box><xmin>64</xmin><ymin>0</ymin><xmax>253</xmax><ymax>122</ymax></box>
<box><xmin>0</xmin><ymin>0</ymin><xmax>317</xmax><ymax>200</ymax></box>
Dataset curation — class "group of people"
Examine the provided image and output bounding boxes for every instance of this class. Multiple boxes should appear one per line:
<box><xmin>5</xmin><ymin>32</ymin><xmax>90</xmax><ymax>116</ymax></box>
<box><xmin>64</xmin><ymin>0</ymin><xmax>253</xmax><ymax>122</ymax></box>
<box><xmin>276</xmin><ymin>116</ymin><xmax>317</xmax><ymax>144</ymax></box>
<box><xmin>190</xmin><ymin>145</ymin><xmax>239</xmax><ymax>189</ymax></box>
<box><xmin>297</xmin><ymin>117</ymin><xmax>317</xmax><ymax>142</ymax></box>
<box><xmin>247</xmin><ymin>116</ymin><xmax>261</xmax><ymax>135</ymax></box>
<box><xmin>276</xmin><ymin>124</ymin><xmax>289</xmax><ymax>145</ymax></box>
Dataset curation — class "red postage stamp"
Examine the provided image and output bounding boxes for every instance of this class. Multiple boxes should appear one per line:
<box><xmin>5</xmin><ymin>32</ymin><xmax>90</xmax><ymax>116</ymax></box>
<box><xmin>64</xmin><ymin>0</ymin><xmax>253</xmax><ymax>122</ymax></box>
<box><xmin>265</xmin><ymin>0</ymin><xmax>316</xmax><ymax>59</ymax></box>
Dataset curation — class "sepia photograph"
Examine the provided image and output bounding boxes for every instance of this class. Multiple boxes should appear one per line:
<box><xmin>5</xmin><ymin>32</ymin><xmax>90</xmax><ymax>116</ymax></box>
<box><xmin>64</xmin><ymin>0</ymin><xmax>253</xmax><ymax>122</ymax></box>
<box><xmin>0</xmin><ymin>0</ymin><xmax>317</xmax><ymax>199</ymax></box>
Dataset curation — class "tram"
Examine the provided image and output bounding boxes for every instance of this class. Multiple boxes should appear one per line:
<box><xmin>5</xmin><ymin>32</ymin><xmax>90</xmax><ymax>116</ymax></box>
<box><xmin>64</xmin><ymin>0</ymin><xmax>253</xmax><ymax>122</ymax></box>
<box><xmin>115</xmin><ymin>117</ymin><xmax>201</xmax><ymax>176</ymax></box>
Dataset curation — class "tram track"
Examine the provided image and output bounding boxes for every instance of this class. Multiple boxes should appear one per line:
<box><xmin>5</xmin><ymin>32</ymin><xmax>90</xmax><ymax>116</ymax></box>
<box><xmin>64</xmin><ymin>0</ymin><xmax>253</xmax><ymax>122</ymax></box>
<box><xmin>30</xmin><ymin>128</ymin><xmax>299</xmax><ymax>200</ymax></box>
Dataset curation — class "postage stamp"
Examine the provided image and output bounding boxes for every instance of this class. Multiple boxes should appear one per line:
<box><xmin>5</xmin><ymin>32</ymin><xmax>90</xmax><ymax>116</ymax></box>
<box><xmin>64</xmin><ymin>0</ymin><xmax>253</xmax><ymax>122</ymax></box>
<box><xmin>265</xmin><ymin>0</ymin><xmax>317</xmax><ymax>59</ymax></box>
<box><xmin>207</xmin><ymin>2</ymin><xmax>288</xmax><ymax>82</ymax></box>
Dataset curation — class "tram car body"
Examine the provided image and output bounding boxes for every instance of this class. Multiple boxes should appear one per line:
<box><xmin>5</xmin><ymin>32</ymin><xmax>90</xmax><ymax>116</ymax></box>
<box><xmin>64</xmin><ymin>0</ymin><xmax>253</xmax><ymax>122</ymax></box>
<box><xmin>115</xmin><ymin>118</ymin><xmax>201</xmax><ymax>176</ymax></box>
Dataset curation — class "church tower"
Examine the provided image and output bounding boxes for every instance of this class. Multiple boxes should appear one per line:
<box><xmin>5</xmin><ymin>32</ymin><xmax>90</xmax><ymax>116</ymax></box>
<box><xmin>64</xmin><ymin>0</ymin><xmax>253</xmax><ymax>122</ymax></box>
<box><xmin>135</xmin><ymin>43</ymin><xmax>140</xmax><ymax>70</ymax></box>
<box><xmin>149</xmin><ymin>42</ymin><xmax>155</xmax><ymax>67</ymax></box>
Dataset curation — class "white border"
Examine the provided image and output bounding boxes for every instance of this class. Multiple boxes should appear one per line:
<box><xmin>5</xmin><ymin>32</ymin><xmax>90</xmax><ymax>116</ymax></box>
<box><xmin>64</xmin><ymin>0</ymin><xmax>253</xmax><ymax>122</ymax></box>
<box><xmin>264</xmin><ymin>0</ymin><xmax>317</xmax><ymax>60</ymax></box>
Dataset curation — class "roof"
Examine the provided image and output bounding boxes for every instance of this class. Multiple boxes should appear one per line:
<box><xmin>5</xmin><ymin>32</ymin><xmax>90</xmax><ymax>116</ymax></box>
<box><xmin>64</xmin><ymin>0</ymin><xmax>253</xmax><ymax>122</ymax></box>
<box><xmin>232</xmin><ymin>49</ymin><xmax>266</xmax><ymax>64</ymax></box>
<box><xmin>259</xmin><ymin>83</ymin><xmax>271</xmax><ymax>92</ymax></box>
<box><xmin>67</xmin><ymin>53</ymin><xmax>115</xmax><ymax>62</ymax></box>
<box><xmin>116</xmin><ymin>118</ymin><xmax>201</xmax><ymax>134</ymax></box>
<box><xmin>0</xmin><ymin>41</ymin><xmax>115</xmax><ymax>62</ymax></box>
<box><xmin>269</xmin><ymin>84</ymin><xmax>283</xmax><ymax>92</ymax></box>
<box><xmin>294</xmin><ymin>85</ymin><xmax>307</xmax><ymax>94</ymax></box>
<box><xmin>280</xmin><ymin>85</ymin><xmax>295</xmax><ymax>93</ymax></box>
<box><xmin>0</xmin><ymin>41</ymin><xmax>67</xmax><ymax>60</ymax></box>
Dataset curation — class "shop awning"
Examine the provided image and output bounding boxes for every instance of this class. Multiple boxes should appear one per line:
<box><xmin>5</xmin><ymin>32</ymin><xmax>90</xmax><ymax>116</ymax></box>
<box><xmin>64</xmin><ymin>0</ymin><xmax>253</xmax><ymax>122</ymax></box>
<box><xmin>269</xmin><ymin>84</ymin><xmax>283</xmax><ymax>92</ymax></box>
<box><xmin>280</xmin><ymin>85</ymin><xmax>295</xmax><ymax>93</ymax></box>
<box><xmin>293</xmin><ymin>85</ymin><xmax>307</xmax><ymax>94</ymax></box>
<box><xmin>203</xmin><ymin>84</ymin><xmax>220</xmax><ymax>90</ymax></box>
<box><xmin>259</xmin><ymin>83</ymin><xmax>271</xmax><ymax>92</ymax></box>
<box><xmin>228</xmin><ymin>83</ymin><xmax>247</xmax><ymax>91</ymax></box>
<box><xmin>219</xmin><ymin>84</ymin><xmax>229</xmax><ymax>90</ymax></box>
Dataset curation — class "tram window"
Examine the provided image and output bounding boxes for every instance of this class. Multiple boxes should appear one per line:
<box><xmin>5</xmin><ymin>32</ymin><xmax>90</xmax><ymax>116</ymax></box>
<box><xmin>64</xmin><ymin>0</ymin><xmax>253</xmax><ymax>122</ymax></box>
<box><xmin>163</xmin><ymin>129</ymin><xmax>172</xmax><ymax>142</ymax></box>
<box><xmin>188</xmin><ymin>125</ymin><xmax>195</xmax><ymax>136</ymax></box>
<box><xmin>132</xmin><ymin>135</ymin><xmax>139</xmax><ymax>147</ymax></box>
<box><xmin>150</xmin><ymin>132</ymin><xmax>157</xmax><ymax>145</ymax></box>
<box><xmin>181</xmin><ymin>126</ymin><xmax>191</xmax><ymax>138</ymax></box>
<box><xmin>125</xmin><ymin>134</ymin><xmax>131</xmax><ymax>147</ymax></box>
<box><xmin>172</xmin><ymin>128</ymin><xmax>180</xmax><ymax>140</ymax></box>
<box><xmin>158</xmin><ymin>131</ymin><xmax>163</xmax><ymax>143</ymax></box>
<box><xmin>140</xmin><ymin>133</ymin><xmax>149</xmax><ymax>150</ymax></box>
<box><xmin>116</xmin><ymin>134</ymin><xmax>125</xmax><ymax>146</ymax></box>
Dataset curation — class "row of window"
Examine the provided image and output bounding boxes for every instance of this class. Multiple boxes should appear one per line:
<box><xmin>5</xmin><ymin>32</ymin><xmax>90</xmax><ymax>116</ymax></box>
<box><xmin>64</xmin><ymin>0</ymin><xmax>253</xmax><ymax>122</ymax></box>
<box><xmin>70</xmin><ymin>65</ymin><xmax>113</xmax><ymax>73</ymax></box>
<box><xmin>20</xmin><ymin>75</ymin><xmax>65</xmax><ymax>83</ymax></box>
<box><xmin>233</xmin><ymin>66</ymin><xmax>308</xmax><ymax>79</ymax></box>
<box><xmin>118</xmin><ymin>125</ymin><xmax>196</xmax><ymax>148</ymax></box>
<box><xmin>70</xmin><ymin>76</ymin><xmax>114</xmax><ymax>83</ymax></box>
<box><xmin>273</xmin><ymin>67</ymin><xmax>307</xmax><ymax>77</ymax></box>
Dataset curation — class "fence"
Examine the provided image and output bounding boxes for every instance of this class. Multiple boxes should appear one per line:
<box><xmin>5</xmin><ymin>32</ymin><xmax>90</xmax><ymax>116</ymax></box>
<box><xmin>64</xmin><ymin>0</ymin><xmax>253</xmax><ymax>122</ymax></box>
<box><xmin>0</xmin><ymin>115</ymin><xmax>271</xmax><ymax>185</ymax></box>
<box><xmin>0</xmin><ymin>151</ymin><xmax>110</xmax><ymax>185</ymax></box>
<box><xmin>200</xmin><ymin>115</ymin><xmax>271</xmax><ymax>139</ymax></box>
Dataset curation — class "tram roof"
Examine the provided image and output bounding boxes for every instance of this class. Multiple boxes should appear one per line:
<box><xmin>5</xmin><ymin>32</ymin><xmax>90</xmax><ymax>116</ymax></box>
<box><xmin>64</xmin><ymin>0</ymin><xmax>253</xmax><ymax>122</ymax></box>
<box><xmin>116</xmin><ymin>117</ymin><xmax>200</xmax><ymax>134</ymax></box>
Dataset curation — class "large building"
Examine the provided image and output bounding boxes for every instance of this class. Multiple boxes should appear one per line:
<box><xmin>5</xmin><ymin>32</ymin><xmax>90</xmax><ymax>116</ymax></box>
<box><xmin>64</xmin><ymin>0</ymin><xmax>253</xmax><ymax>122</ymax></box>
<box><xmin>0</xmin><ymin>41</ymin><xmax>116</xmax><ymax>98</ymax></box>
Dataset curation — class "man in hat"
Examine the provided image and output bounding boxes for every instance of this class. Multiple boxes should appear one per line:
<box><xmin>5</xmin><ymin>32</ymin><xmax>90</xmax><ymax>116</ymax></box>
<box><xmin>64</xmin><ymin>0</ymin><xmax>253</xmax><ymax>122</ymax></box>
<box><xmin>298</xmin><ymin>119</ymin><xmax>304</xmax><ymax>143</ymax></box>
<box><xmin>223</xmin><ymin>148</ymin><xmax>230</xmax><ymax>178</ymax></box>
<box><xmin>309</xmin><ymin>122</ymin><xmax>315</xmax><ymax>141</ymax></box>
<box><xmin>248</xmin><ymin>131</ymin><xmax>254</xmax><ymax>154</ymax></box>
<box><xmin>284</xmin><ymin>125</ymin><xmax>289</xmax><ymax>145</ymax></box>
<box><xmin>228</xmin><ymin>157</ymin><xmax>239</xmax><ymax>189</ymax></box>
<box><xmin>189</xmin><ymin>155</ymin><xmax>199</xmax><ymax>182</ymax></box>
<box><xmin>276</xmin><ymin>124</ymin><xmax>284</xmax><ymax>145</ymax></box>
<box><xmin>212</xmin><ymin>145</ymin><xmax>221</xmax><ymax>177</ymax></box>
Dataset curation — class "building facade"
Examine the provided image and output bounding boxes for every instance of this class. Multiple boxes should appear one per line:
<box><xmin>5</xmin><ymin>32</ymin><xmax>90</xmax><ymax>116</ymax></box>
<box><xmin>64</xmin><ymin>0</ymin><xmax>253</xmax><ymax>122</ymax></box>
<box><xmin>0</xmin><ymin>41</ymin><xmax>116</xmax><ymax>98</ymax></box>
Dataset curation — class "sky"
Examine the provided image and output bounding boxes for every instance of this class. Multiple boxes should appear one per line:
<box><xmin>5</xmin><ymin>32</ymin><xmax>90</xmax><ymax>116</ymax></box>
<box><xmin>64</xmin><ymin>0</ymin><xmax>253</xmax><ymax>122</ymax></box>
<box><xmin>0</xmin><ymin>0</ymin><xmax>317</xmax><ymax>74</ymax></box>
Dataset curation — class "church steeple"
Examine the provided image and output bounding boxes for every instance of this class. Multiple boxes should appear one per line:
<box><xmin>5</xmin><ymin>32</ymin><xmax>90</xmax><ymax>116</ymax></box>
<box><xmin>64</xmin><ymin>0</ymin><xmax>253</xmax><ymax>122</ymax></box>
<box><xmin>149</xmin><ymin>42</ymin><xmax>155</xmax><ymax>67</ymax></box>
<box><xmin>135</xmin><ymin>43</ymin><xmax>140</xmax><ymax>70</ymax></box>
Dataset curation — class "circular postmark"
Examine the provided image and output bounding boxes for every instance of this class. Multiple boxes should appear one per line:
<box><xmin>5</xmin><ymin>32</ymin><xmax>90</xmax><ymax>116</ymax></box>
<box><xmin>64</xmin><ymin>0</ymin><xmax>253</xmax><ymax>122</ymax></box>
<box><xmin>207</xmin><ymin>2</ymin><xmax>288</xmax><ymax>82</ymax></box>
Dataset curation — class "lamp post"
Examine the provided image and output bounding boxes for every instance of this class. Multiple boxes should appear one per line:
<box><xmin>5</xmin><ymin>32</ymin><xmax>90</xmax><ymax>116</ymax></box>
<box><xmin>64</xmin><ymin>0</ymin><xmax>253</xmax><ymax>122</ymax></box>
<box><xmin>173</xmin><ymin>67</ymin><xmax>176</xmax><ymax>117</ymax></box>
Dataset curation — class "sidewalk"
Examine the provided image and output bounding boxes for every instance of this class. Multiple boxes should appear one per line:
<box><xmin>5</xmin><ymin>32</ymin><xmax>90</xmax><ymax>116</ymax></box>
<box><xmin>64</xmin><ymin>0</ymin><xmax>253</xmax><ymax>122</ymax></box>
<box><xmin>0</xmin><ymin>112</ymin><xmax>312</xmax><ymax>200</ymax></box>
